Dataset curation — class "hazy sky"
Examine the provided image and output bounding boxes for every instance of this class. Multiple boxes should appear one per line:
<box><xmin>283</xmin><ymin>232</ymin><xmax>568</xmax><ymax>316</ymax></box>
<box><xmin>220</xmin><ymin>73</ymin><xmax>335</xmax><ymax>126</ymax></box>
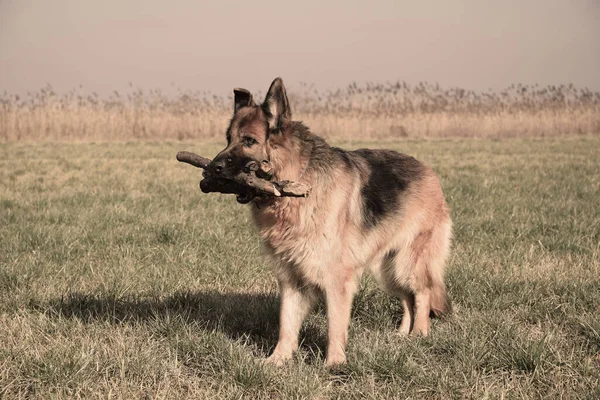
<box><xmin>1</xmin><ymin>0</ymin><xmax>599</xmax><ymax>98</ymax></box>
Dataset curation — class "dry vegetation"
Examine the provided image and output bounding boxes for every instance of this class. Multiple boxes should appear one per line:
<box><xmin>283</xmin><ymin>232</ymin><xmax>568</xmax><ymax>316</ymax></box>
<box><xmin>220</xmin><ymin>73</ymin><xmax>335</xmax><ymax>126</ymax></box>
<box><xmin>1</xmin><ymin>81</ymin><xmax>599</xmax><ymax>141</ymax></box>
<box><xmin>1</xmin><ymin>138</ymin><xmax>599</xmax><ymax>398</ymax></box>
<box><xmin>1</xmin><ymin>79</ymin><xmax>599</xmax><ymax>398</ymax></box>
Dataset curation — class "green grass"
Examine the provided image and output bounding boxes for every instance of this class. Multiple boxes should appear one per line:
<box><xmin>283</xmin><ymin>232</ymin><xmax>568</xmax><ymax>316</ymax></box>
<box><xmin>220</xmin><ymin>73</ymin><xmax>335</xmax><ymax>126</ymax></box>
<box><xmin>1</xmin><ymin>137</ymin><xmax>599</xmax><ymax>399</ymax></box>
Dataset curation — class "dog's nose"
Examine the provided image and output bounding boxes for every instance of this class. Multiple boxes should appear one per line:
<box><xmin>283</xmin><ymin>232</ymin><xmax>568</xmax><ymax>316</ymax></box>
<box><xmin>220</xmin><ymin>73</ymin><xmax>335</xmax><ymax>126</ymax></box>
<box><xmin>210</xmin><ymin>158</ymin><xmax>233</xmax><ymax>174</ymax></box>
<box><xmin>211</xmin><ymin>159</ymin><xmax>226</xmax><ymax>174</ymax></box>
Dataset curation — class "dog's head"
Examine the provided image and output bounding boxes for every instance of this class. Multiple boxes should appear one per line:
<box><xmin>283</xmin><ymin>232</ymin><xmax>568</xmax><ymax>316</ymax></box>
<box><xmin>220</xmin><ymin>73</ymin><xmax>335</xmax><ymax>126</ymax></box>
<box><xmin>207</xmin><ymin>77</ymin><xmax>291</xmax><ymax>179</ymax></box>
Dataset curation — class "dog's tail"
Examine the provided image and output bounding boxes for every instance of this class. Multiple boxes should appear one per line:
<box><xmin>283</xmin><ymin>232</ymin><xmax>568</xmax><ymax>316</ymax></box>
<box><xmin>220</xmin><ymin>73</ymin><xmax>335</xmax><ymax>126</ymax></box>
<box><xmin>430</xmin><ymin>282</ymin><xmax>452</xmax><ymax>318</ymax></box>
<box><xmin>428</xmin><ymin>218</ymin><xmax>453</xmax><ymax>318</ymax></box>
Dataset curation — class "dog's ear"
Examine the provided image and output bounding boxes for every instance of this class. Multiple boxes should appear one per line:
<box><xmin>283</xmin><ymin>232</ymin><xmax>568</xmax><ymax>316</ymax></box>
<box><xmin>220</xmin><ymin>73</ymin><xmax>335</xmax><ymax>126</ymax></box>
<box><xmin>262</xmin><ymin>77</ymin><xmax>291</xmax><ymax>132</ymax></box>
<box><xmin>233</xmin><ymin>88</ymin><xmax>255</xmax><ymax>113</ymax></box>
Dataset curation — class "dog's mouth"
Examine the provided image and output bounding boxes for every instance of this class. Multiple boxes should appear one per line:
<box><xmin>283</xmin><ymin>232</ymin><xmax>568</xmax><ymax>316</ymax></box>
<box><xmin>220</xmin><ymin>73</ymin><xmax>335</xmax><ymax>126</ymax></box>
<box><xmin>200</xmin><ymin>168</ymin><xmax>262</xmax><ymax>204</ymax></box>
<box><xmin>235</xmin><ymin>192</ymin><xmax>255</xmax><ymax>204</ymax></box>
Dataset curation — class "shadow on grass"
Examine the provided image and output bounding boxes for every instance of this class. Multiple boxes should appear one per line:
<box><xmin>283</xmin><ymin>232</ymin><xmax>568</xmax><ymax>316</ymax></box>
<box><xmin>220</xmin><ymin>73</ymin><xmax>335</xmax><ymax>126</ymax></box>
<box><xmin>37</xmin><ymin>290</ymin><xmax>327</xmax><ymax>359</ymax></box>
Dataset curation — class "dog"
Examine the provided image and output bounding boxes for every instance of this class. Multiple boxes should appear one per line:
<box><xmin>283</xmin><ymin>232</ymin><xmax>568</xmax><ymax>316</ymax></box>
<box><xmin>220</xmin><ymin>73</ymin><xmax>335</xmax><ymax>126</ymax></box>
<box><xmin>207</xmin><ymin>78</ymin><xmax>452</xmax><ymax>367</ymax></box>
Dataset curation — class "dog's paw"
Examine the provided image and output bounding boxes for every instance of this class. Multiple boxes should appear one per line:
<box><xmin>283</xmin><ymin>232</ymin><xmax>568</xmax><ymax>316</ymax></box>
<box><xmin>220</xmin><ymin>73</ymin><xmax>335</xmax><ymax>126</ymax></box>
<box><xmin>262</xmin><ymin>353</ymin><xmax>291</xmax><ymax>367</ymax></box>
<box><xmin>324</xmin><ymin>354</ymin><xmax>347</xmax><ymax>369</ymax></box>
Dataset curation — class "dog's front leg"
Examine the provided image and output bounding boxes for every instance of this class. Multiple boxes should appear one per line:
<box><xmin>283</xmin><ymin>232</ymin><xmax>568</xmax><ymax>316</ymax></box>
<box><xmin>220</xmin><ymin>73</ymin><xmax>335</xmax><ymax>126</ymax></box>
<box><xmin>265</xmin><ymin>279</ymin><xmax>316</xmax><ymax>366</ymax></box>
<box><xmin>324</xmin><ymin>277</ymin><xmax>358</xmax><ymax>368</ymax></box>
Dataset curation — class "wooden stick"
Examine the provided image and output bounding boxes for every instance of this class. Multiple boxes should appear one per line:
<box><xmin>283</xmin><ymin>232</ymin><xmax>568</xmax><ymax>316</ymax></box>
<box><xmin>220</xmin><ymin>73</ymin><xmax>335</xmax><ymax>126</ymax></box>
<box><xmin>176</xmin><ymin>151</ymin><xmax>211</xmax><ymax>169</ymax></box>
<box><xmin>176</xmin><ymin>151</ymin><xmax>310</xmax><ymax>201</ymax></box>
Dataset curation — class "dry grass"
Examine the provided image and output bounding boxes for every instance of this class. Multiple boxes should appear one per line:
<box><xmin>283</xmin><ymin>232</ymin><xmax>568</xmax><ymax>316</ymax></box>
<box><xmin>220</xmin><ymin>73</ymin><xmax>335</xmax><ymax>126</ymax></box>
<box><xmin>1</xmin><ymin>82</ymin><xmax>599</xmax><ymax>141</ymax></box>
<box><xmin>1</xmin><ymin>137</ymin><xmax>599</xmax><ymax>398</ymax></box>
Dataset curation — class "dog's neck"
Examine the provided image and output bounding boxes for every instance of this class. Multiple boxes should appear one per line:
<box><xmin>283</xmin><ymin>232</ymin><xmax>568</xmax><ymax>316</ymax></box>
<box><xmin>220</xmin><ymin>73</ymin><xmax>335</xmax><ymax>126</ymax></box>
<box><xmin>267</xmin><ymin>123</ymin><xmax>317</xmax><ymax>183</ymax></box>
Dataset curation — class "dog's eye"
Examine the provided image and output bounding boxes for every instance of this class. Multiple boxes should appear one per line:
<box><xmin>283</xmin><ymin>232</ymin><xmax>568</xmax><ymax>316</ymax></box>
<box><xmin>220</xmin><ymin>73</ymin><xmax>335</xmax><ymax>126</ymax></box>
<box><xmin>243</xmin><ymin>136</ymin><xmax>258</xmax><ymax>147</ymax></box>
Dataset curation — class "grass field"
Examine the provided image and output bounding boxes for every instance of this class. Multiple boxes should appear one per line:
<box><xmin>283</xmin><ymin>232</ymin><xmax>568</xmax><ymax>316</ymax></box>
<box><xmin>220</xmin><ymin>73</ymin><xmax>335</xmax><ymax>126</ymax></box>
<box><xmin>1</xmin><ymin>137</ymin><xmax>599</xmax><ymax>399</ymax></box>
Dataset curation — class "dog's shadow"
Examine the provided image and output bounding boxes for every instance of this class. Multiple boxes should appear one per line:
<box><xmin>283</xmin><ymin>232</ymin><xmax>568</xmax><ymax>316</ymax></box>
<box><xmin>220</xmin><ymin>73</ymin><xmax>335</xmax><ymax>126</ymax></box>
<box><xmin>41</xmin><ymin>290</ymin><xmax>327</xmax><ymax>360</ymax></box>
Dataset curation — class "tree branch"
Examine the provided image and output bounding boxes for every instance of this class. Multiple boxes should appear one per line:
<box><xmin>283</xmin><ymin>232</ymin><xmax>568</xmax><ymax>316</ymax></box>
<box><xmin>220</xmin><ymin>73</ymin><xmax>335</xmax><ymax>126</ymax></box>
<box><xmin>176</xmin><ymin>151</ymin><xmax>311</xmax><ymax>202</ymax></box>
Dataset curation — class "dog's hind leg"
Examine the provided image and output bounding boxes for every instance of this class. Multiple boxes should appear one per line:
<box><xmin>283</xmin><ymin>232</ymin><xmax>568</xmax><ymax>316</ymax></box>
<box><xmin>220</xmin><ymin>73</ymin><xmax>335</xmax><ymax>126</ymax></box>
<box><xmin>412</xmin><ymin>287</ymin><xmax>431</xmax><ymax>336</ymax></box>
<box><xmin>396</xmin><ymin>289</ymin><xmax>415</xmax><ymax>335</ymax></box>
<box><xmin>371</xmin><ymin>249</ymin><xmax>416</xmax><ymax>335</ymax></box>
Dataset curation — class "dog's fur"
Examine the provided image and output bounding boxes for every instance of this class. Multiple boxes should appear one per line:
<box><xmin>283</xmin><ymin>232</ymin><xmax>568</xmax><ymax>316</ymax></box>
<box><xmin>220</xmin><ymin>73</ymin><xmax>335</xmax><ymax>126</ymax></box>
<box><xmin>208</xmin><ymin>78</ymin><xmax>452</xmax><ymax>367</ymax></box>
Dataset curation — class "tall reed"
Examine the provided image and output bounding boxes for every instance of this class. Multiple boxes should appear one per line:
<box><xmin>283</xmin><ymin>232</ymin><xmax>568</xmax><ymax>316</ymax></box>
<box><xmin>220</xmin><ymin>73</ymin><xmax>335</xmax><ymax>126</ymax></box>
<box><xmin>1</xmin><ymin>82</ymin><xmax>598</xmax><ymax>141</ymax></box>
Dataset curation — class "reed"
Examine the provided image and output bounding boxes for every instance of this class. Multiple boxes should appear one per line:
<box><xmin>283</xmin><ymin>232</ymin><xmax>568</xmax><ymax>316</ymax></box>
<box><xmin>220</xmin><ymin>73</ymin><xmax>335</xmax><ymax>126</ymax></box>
<box><xmin>1</xmin><ymin>82</ymin><xmax>598</xmax><ymax>141</ymax></box>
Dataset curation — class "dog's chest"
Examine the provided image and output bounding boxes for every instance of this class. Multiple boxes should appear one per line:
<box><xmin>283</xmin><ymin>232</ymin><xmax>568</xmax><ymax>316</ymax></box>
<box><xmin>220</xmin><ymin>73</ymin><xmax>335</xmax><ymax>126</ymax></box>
<box><xmin>252</xmin><ymin>198</ymin><xmax>334</xmax><ymax>283</ymax></box>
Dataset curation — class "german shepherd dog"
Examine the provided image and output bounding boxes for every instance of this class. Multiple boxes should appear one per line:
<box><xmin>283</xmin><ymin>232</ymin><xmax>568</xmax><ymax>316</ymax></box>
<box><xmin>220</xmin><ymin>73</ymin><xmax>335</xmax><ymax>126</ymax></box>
<box><xmin>207</xmin><ymin>78</ymin><xmax>452</xmax><ymax>367</ymax></box>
